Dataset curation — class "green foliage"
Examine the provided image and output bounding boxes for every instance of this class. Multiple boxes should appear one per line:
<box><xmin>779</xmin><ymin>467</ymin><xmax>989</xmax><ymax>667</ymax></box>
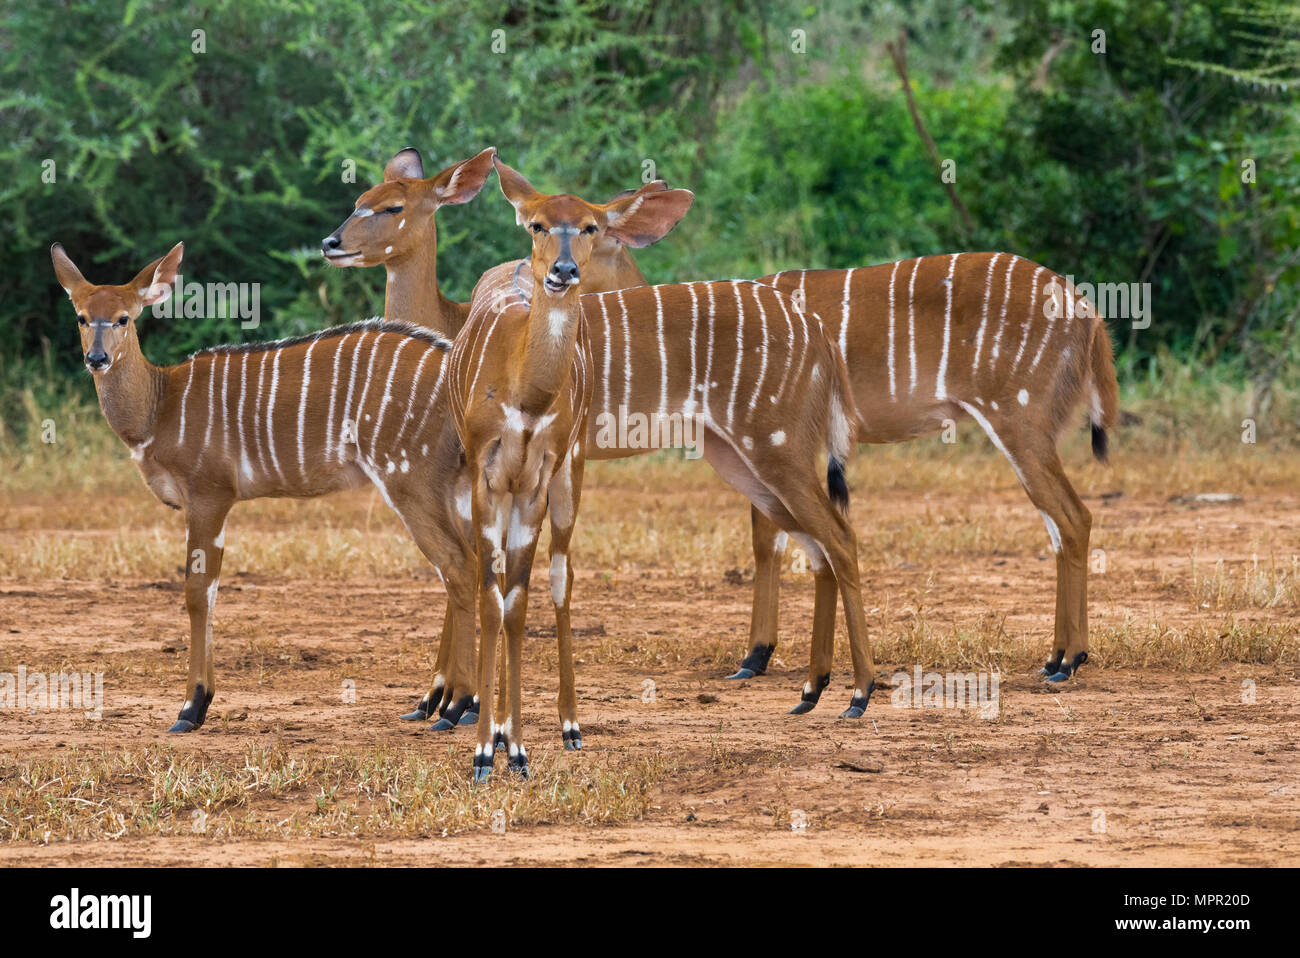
<box><xmin>1</xmin><ymin>0</ymin><xmax>1295</xmax><ymax>449</ymax></box>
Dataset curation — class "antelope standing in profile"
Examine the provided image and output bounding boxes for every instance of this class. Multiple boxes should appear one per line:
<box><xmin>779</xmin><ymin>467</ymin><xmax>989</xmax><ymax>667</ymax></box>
<box><xmin>50</xmin><ymin>242</ymin><xmax>491</xmax><ymax>732</ymax></box>
<box><xmin>323</xmin><ymin>148</ymin><xmax>673</xmax><ymax>726</ymax></box>
<box><xmin>747</xmin><ymin>258</ymin><xmax>1119</xmax><ymax>682</ymax></box>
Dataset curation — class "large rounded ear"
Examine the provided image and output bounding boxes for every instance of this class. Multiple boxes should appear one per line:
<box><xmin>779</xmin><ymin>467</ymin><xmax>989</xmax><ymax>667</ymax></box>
<box><xmin>493</xmin><ymin>155</ymin><xmax>542</xmax><ymax>225</ymax></box>
<box><xmin>431</xmin><ymin>146</ymin><xmax>497</xmax><ymax>207</ymax></box>
<box><xmin>50</xmin><ymin>243</ymin><xmax>90</xmax><ymax>299</ymax></box>
<box><xmin>384</xmin><ymin>147</ymin><xmax>425</xmax><ymax>182</ymax></box>
<box><xmin>603</xmin><ymin>188</ymin><xmax>695</xmax><ymax>248</ymax></box>
<box><xmin>132</xmin><ymin>242</ymin><xmax>185</xmax><ymax>307</ymax></box>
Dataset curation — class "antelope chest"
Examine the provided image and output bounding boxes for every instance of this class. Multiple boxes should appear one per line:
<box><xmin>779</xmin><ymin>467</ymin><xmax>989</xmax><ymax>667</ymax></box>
<box><xmin>130</xmin><ymin>440</ymin><xmax>183</xmax><ymax>510</ymax></box>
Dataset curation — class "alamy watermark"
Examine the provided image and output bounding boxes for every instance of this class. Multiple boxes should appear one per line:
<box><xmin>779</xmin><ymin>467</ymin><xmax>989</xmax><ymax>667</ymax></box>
<box><xmin>151</xmin><ymin>274</ymin><xmax>261</xmax><ymax>329</ymax></box>
<box><xmin>0</xmin><ymin>666</ymin><xmax>103</xmax><ymax>720</ymax></box>
<box><xmin>890</xmin><ymin>666</ymin><xmax>1000</xmax><ymax>718</ymax></box>
<box><xmin>594</xmin><ymin>406</ymin><xmax>704</xmax><ymax>459</ymax></box>
<box><xmin>1044</xmin><ymin>275</ymin><xmax>1150</xmax><ymax>330</ymax></box>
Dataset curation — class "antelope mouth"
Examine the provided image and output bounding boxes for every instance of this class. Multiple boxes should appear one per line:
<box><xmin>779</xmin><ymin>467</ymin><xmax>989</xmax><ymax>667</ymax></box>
<box><xmin>323</xmin><ymin>250</ymin><xmax>362</xmax><ymax>266</ymax></box>
<box><xmin>543</xmin><ymin>275</ymin><xmax>569</xmax><ymax>295</ymax></box>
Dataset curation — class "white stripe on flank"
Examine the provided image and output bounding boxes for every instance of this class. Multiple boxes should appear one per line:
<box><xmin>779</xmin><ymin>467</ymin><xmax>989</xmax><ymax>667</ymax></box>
<box><xmin>410</xmin><ymin>354</ymin><xmax>449</xmax><ymax>445</ymax></box>
<box><xmin>352</xmin><ymin>333</ymin><xmax>384</xmax><ymax>462</ymax></box>
<box><xmin>653</xmin><ymin>285</ymin><xmax>668</xmax><ymax>418</ymax></box>
<box><xmin>219</xmin><ymin>352</ymin><xmax>231</xmax><ymax>457</ymax></box>
<box><xmin>1011</xmin><ymin>266</ymin><xmax>1045</xmax><ymax>373</ymax></box>
<box><xmin>1029</xmin><ymin>276</ymin><xmax>1058</xmax><ymax>372</ymax></box>
<box><xmin>702</xmin><ymin>283</ymin><xmax>716</xmax><ymax>420</ymax></box>
<box><xmin>236</xmin><ymin>352</ymin><xmax>250</xmax><ymax>481</ymax></box>
<box><xmin>839</xmin><ymin>268</ymin><xmax>855</xmax><ymax>357</ymax></box>
<box><xmin>618</xmin><ymin>288</ymin><xmax>631</xmax><ymax>416</ymax></box>
<box><xmin>324</xmin><ymin>332</ymin><xmax>350</xmax><ymax>465</ymax></box>
<box><xmin>266</xmin><ymin>350</ymin><xmax>285</xmax><ymax>482</ymax></box>
<box><xmin>178</xmin><ymin>361</ymin><xmax>195</xmax><ymax>444</ymax></box>
<box><xmin>339</xmin><ymin>332</ymin><xmax>366</xmax><ymax>460</ymax></box>
<box><xmin>771</xmin><ymin>287</ymin><xmax>797</xmax><ymax>404</ymax></box>
<box><xmin>684</xmin><ymin>284</ymin><xmax>699</xmax><ymax>418</ymax></box>
<box><xmin>201</xmin><ymin>355</ymin><xmax>217</xmax><ymax>457</ymax></box>
<box><xmin>935</xmin><ymin>253</ymin><xmax>959</xmax><ymax>401</ymax></box>
<box><xmin>598</xmin><ymin>293</ymin><xmax>612</xmax><ymax>417</ymax></box>
<box><xmin>252</xmin><ymin>351</ymin><xmax>269</xmax><ymax>478</ymax></box>
<box><xmin>748</xmin><ymin>284</ymin><xmax>769</xmax><ymax>410</ymax></box>
<box><xmin>907</xmin><ymin>258</ymin><xmax>920</xmax><ymax>393</ymax></box>
<box><xmin>727</xmin><ymin>281</ymin><xmax>745</xmax><ymax>426</ymax></box>
<box><xmin>296</xmin><ymin>337</ymin><xmax>318</xmax><ymax>480</ymax></box>
<box><xmin>990</xmin><ymin>255</ymin><xmax>1019</xmax><ymax>363</ymax></box>
<box><xmin>391</xmin><ymin>342</ymin><xmax>432</xmax><ymax>450</ymax></box>
<box><xmin>972</xmin><ymin>253</ymin><xmax>1001</xmax><ymax>373</ymax></box>
<box><xmin>370</xmin><ymin>338</ymin><xmax>411</xmax><ymax>460</ymax></box>
<box><xmin>887</xmin><ymin>260</ymin><xmax>899</xmax><ymax>400</ymax></box>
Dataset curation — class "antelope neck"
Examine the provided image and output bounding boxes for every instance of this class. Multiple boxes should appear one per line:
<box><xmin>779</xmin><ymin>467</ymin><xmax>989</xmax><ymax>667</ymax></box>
<box><xmin>383</xmin><ymin>237</ymin><xmax>467</xmax><ymax>335</ymax></box>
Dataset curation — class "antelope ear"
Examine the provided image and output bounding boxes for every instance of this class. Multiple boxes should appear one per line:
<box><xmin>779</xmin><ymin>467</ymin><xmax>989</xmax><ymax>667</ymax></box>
<box><xmin>493</xmin><ymin>156</ymin><xmax>542</xmax><ymax>225</ymax></box>
<box><xmin>431</xmin><ymin>147</ymin><xmax>497</xmax><ymax>207</ymax></box>
<box><xmin>50</xmin><ymin>243</ymin><xmax>89</xmax><ymax>299</ymax></box>
<box><xmin>133</xmin><ymin>242</ymin><xmax>185</xmax><ymax>306</ymax></box>
<box><xmin>384</xmin><ymin>147</ymin><xmax>424</xmax><ymax>182</ymax></box>
<box><xmin>603</xmin><ymin>188</ymin><xmax>695</xmax><ymax>248</ymax></box>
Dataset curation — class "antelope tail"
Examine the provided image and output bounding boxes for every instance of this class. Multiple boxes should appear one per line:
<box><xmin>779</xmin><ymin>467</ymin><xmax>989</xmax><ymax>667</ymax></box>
<box><xmin>1088</xmin><ymin>318</ymin><xmax>1120</xmax><ymax>464</ymax></box>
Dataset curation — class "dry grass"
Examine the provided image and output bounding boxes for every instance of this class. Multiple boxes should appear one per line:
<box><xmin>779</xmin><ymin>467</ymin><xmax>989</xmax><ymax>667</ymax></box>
<box><xmin>0</xmin><ymin>743</ymin><xmax>673</xmax><ymax>843</ymax></box>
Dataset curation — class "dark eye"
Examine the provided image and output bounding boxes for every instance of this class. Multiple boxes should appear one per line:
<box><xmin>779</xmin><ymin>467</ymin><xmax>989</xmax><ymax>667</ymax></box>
<box><xmin>530</xmin><ymin>223</ymin><xmax>545</xmax><ymax>234</ymax></box>
<box><xmin>115</xmin><ymin>315</ymin><xmax>129</xmax><ymax>327</ymax></box>
<box><xmin>582</xmin><ymin>224</ymin><xmax>598</xmax><ymax>235</ymax></box>
<box><xmin>77</xmin><ymin>314</ymin><xmax>87</xmax><ymax>327</ymax></box>
<box><xmin>383</xmin><ymin>206</ymin><xmax>403</xmax><ymax>214</ymax></box>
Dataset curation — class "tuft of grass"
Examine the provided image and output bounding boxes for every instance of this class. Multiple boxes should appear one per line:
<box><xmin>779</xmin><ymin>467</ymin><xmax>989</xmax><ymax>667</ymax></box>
<box><xmin>0</xmin><ymin>744</ymin><xmax>673</xmax><ymax>843</ymax></box>
<box><xmin>1187</xmin><ymin>554</ymin><xmax>1300</xmax><ymax>612</ymax></box>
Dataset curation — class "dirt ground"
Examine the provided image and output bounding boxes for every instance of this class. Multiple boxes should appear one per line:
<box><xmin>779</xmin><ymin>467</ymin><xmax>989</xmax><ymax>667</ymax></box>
<box><xmin>0</xmin><ymin>459</ymin><xmax>1297</xmax><ymax>866</ymax></box>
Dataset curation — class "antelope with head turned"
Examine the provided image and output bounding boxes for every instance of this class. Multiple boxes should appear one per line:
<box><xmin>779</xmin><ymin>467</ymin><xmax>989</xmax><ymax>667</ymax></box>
<box><xmin>51</xmin><ymin>241</ymin><xmax>496</xmax><ymax>733</ymax></box>
<box><xmin>324</xmin><ymin>149</ymin><xmax>677</xmax><ymax>728</ymax></box>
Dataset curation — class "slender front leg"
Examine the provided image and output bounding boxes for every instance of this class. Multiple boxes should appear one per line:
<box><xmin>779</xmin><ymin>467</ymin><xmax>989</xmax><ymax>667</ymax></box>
<box><xmin>472</xmin><ymin>488</ymin><xmax>509</xmax><ymax>782</ymax></box>
<box><xmin>546</xmin><ymin>455</ymin><xmax>584</xmax><ymax>749</ymax></box>
<box><xmin>728</xmin><ymin>505</ymin><xmax>785</xmax><ymax>679</ymax></box>
<box><xmin>170</xmin><ymin>499</ymin><xmax>233</xmax><ymax>732</ymax></box>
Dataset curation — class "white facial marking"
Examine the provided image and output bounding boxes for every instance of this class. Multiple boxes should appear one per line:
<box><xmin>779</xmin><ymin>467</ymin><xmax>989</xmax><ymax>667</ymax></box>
<box><xmin>1018</xmin><ymin>389</ymin><xmax>1029</xmax><ymax>406</ymax></box>
<box><xmin>353</xmin><ymin>207</ymin><xmax>374</xmax><ymax>218</ymax></box>
<box><xmin>398</xmin><ymin>218</ymin><xmax>406</xmax><ymax>229</ymax></box>
<box><xmin>770</xmin><ymin>430</ymin><xmax>786</xmax><ymax>446</ymax></box>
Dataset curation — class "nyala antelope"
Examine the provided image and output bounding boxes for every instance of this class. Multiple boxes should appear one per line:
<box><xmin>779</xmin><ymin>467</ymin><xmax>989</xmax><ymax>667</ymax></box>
<box><xmin>748</xmin><ymin>258</ymin><xmax>1120</xmax><ymax>683</ymax></box>
<box><xmin>51</xmin><ymin>241</ymin><xmax>495</xmax><ymax>733</ymax></box>
<box><xmin>325</xmin><ymin>148</ymin><xmax>675</xmax><ymax>726</ymax></box>
<box><xmin>453</xmin><ymin>159</ymin><xmax>878</xmax><ymax>785</ymax></box>
<box><xmin>447</xmin><ymin>157</ymin><xmax>695</xmax><ymax>779</ymax></box>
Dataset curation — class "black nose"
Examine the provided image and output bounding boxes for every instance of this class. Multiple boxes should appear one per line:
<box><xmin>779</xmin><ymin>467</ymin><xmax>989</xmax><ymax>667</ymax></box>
<box><xmin>86</xmin><ymin>352</ymin><xmax>109</xmax><ymax>369</ymax></box>
<box><xmin>322</xmin><ymin>234</ymin><xmax>341</xmax><ymax>252</ymax></box>
<box><xmin>551</xmin><ymin>260</ymin><xmax>579</xmax><ymax>284</ymax></box>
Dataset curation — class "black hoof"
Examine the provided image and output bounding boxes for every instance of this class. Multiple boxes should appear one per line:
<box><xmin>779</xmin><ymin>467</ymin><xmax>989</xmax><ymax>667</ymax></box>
<box><xmin>431</xmin><ymin>693</ymin><xmax>474</xmax><ymax>731</ymax></box>
<box><xmin>1046</xmin><ymin>651</ymin><xmax>1088</xmax><ymax>683</ymax></box>
<box><xmin>472</xmin><ymin>747</ymin><xmax>494</xmax><ymax>784</ymax></box>
<box><xmin>493</xmin><ymin>728</ymin><xmax>507</xmax><ymax>752</ymax></box>
<box><xmin>400</xmin><ymin>703</ymin><xmax>431</xmax><ymax>722</ymax></box>
<box><xmin>171</xmin><ymin>684</ymin><xmax>212</xmax><ymax>732</ymax></box>
<box><xmin>789</xmin><ymin>673</ymin><xmax>830</xmax><ymax>715</ymax></box>
<box><xmin>168</xmin><ymin>719</ymin><xmax>199</xmax><ymax>733</ymax></box>
<box><xmin>728</xmin><ymin>643</ymin><xmax>774</xmax><ymax>680</ymax></box>
<box><xmin>1037</xmin><ymin>651</ymin><xmax>1065</xmax><ymax>678</ymax></box>
<box><xmin>429</xmin><ymin>718</ymin><xmax>455</xmax><ymax>731</ymax></box>
<box><xmin>562</xmin><ymin>725</ymin><xmax>582</xmax><ymax>750</ymax></box>
<box><xmin>507</xmin><ymin>751</ymin><xmax>529</xmax><ymax>778</ymax></box>
<box><xmin>458</xmin><ymin>711</ymin><xmax>479</xmax><ymax>726</ymax></box>
<box><xmin>839</xmin><ymin>679</ymin><xmax>876</xmax><ymax>719</ymax></box>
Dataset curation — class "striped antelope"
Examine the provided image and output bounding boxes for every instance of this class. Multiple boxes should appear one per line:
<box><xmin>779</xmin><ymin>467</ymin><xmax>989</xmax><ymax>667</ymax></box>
<box><xmin>447</xmin><ymin>157</ymin><xmax>695</xmax><ymax>779</ymax></box>
<box><xmin>50</xmin><ymin>241</ymin><xmax>491</xmax><ymax>732</ymax></box>
<box><xmin>324</xmin><ymin>149</ymin><xmax>676</xmax><ymax>726</ymax></box>
<box><xmin>456</xmin><ymin>160</ymin><xmax>879</xmax><ymax>785</ymax></box>
<box><xmin>749</xmin><ymin>257</ymin><xmax>1120</xmax><ymax>683</ymax></box>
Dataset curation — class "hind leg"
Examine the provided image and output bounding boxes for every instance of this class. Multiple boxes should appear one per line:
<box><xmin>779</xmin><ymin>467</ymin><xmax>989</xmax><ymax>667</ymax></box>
<box><xmin>546</xmin><ymin>451</ymin><xmax>585</xmax><ymax>749</ymax></box>
<box><xmin>727</xmin><ymin>506</ymin><xmax>785</xmax><ymax>680</ymax></box>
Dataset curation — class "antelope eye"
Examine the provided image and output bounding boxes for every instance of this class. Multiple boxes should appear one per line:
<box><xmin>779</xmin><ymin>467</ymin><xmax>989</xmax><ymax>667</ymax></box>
<box><xmin>530</xmin><ymin>223</ymin><xmax>545</xmax><ymax>234</ymax></box>
<box><xmin>383</xmin><ymin>206</ymin><xmax>403</xmax><ymax>214</ymax></box>
<box><xmin>115</xmin><ymin>315</ymin><xmax>128</xmax><ymax>327</ymax></box>
<box><xmin>582</xmin><ymin>224</ymin><xmax>598</xmax><ymax>235</ymax></box>
<box><xmin>77</xmin><ymin>315</ymin><xmax>87</xmax><ymax>327</ymax></box>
